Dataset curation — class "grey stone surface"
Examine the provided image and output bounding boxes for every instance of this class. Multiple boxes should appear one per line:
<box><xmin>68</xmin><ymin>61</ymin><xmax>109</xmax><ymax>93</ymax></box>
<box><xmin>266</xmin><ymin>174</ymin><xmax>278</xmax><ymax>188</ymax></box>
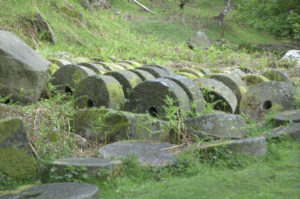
<box><xmin>138</xmin><ymin>66</ymin><xmax>170</xmax><ymax>78</ymax></box>
<box><xmin>74</xmin><ymin>108</ymin><xmax>167</xmax><ymax>142</ymax></box>
<box><xmin>125</xmin><ymin>78</ymin><xmax>191</xmax><ymax>118</ymax></box>
<box><xmin>130</xmin><ymin>69</ymin><xmax>155</xmax><ymax>81</ymax></box>
<box><xmin>188</xmin><ymin>31</ymin><xmax>211</xmax><ymax>50</ymax></box>
<box><xmin>184</xmin><ymin>113</ymin><xmax>246</xmax><ymax>139</ymax></box>
<box><xmin>0</xmin><ymin>29</ymin><xmax>50</xmax><ymax>103</ymax></box>
<box><xmin>105</xmin><ymin>70</ymin><xmax>143</xmax><ymax>98</ymax></box>
<box><xmin>52</xmin><ymin>64</ymin><xmax>96</xmax><ymax>92</ymax></box>
<box><xmin>144</xmin><ymin>64</ymin><xmax>174</xmax><ymax>74</ymax></box>
<box><xmin>0</xmin><ymin>118</ymin><xmax>37</xmax><ymax>181</ymax></box>
<box><xmin>241</xmin><ymin>74</ymin><xmax>269</xmax><ymax>86</ymax></box>
<box><xmin>200</xmin><ymin>137</ymin><xmax>267</xmax><ymax>157</ymax></box>
<box><xmin>0</xmin><ymin>183</ymin><xmax>99</xmax><ymax>199</ymax></box>
<box><xmin>273</xmin><ymin>109</ymin><xmax>300</xmax><ymax>123</ymax></box>
<box><xmin>240</xmin><ymin>81</ymin><xmax>296</xmax><ymax>121</ymax></box>
<box><xmin>98</xmin><ymin>141</ymin><xmax>176</xmax><ymax>166</ymax></box>
<box><xmin>74</xmin><ymin>75</ymin><xmax>124</xmax><ymax>109</ymax></box>
<box><xmin>51</xmin><ymin>157</ymin><xmax>122</xmax><ymax>178</ymax></box>
<box><xmin>282</xmin><ymin>50</ymin><xmax>300</xmax><ymax>66</ymax></box>
<box><xmin>210</xmin><ymin>73</ymin><xmax>248</xmax><ymax>113</ymax></box>
<box><xmin>163</xmin><ymin>74</ymin><xmax>205</xmax><ymax>114</ymax></box>
<box><xmin>265</xmin><ymin>123</ymin><xmax>300</xmax><ymax>140</ymax></box>
<box><xmin>178</xmin><ymin>68</ymin><xmax>204</xmax><ymax>78</ymax></box>
<box><xmin>193</xmin><ymin>78</ymin><xmax>237</xmax><ymax>113</ymax></box>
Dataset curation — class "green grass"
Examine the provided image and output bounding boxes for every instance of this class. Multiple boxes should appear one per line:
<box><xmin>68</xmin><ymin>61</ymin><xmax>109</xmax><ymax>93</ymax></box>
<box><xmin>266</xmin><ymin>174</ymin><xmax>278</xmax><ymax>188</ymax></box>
<box><xmin>97</xmin><ymin>140</ymin><xmax>300</xmax><ymax>199</ymax></box>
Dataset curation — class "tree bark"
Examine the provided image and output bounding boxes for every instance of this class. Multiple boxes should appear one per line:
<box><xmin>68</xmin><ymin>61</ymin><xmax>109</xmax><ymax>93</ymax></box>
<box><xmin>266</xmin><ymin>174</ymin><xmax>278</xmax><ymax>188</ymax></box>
<box><xmin>218</xmin><ymin>0</ymin><xmax>232</xmax><ymax>28</ymax></box>
<box><xmin>132</xmin><ymin>0</ymin><xmax>157</xmax><ymax>14</ymax></box>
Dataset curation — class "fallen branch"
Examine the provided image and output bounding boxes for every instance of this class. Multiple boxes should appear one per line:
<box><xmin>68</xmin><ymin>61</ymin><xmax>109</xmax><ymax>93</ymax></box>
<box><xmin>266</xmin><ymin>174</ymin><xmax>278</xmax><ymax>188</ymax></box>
<box><xmin>132</xmin><ymin>0</ymin><xmax>157</xmax><ymax>14</ymax></box>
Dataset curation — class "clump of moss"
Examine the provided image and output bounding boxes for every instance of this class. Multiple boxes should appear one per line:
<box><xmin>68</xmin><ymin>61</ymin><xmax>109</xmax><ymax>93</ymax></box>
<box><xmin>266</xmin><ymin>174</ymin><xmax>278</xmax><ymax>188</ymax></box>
<box><xmin>0</xmin><ymin>118</ymin><xmax>21</xmax><ymax>143</ymax></box>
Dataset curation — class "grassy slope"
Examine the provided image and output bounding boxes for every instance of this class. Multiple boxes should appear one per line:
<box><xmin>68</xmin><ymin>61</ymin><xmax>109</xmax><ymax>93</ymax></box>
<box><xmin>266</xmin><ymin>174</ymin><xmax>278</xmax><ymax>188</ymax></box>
<box><xmin>0</xmin><ymin>0</ymin><xmax>279</xmax><ymax>66</ymax></box>
<box><xmin>100</xmin><ymin>140</ymin><xmax>300</xmax><ymax>199</ymax></box>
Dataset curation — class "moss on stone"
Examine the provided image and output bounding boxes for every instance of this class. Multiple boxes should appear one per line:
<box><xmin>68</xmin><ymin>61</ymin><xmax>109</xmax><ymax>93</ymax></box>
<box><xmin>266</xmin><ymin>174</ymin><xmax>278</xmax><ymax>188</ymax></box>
<box><xmin>178</xmin><ymin>68</ymin><xmax>204</xmax><ymax>78</ymax></box>
<box><xmin>0</xmin><ymin>118</ymin><xmax>21</xmax><ymax>143</ymax></box>
<box><xmin>107</xmin><ymin>81</ymin><xmax>125</xmax><ymax>109</ymax></box>
<box><xmin>175</xmin><ymin>72</ymin><xmax>198</xmax><ymax>80</ymax></box>
<box><xmin>0</xmin><ymin>148</ymin><xmax>37</xmax><ymax>181</ymax></box>
<box><xmin>49</xmin><ymin>63</ymin><xmax>60</xmax><ymax>75</ymax></box>
<box><xmin>242</xmin><ymin>74</ymin><xmax>269</xmax><ymax>86</ymax></box>
<box><xmin>0</xmin><ymin>184</ymin><xmax>34</xmax><ymax>196</ymax></box>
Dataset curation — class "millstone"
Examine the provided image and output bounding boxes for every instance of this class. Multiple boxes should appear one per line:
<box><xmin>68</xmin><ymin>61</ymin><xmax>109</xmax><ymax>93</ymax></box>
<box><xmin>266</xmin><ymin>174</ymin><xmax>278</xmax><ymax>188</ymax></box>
<box><xmin>50</xmin><ymin>157</ymin><xmax>122</xmax><ymax>179</ymax></box>
<box><xmin>130</xmin><ymin>69</ymin><xmax>155</xmax><ymax>81</ymax></box>
<box><xmin>117</xmin><ymin>62</ymin><xmax>134</xmax><ymax>70</ymax></box>
<box><xmin>273</xmin><ymin>109</ymin><xmax>300</xmax><ymax>123</ymax></box>
<box><xmin>265</xmin><ymin>123</ymin><xmax>300</xmax><ymax>140</ymax></box>
<box><xmin>137</xmin><ymin>66</ymin><xmax>169</xmax><ymax>78</ymax></box>
<box><xmin>184</xmin><ymin>113</ymin><xmax>246</xmax><ymax>139</ymax></box>
<box><xmin>0</xmin><ymin>118</ymin><xmax>37</xmax><ymax>182</ymax></box>
<box><xmin>163</xmin><ymin>74</ymin><xmax>205</xmax><ymax>113</ymax></box>
<box><xmin>241</xmin><ymin>74</ymin><xmax>269</xmax><ymax>86</ymax></box>
<box><xmin>178</xmin><ymin>68</ymin><xmax>204</xmax><ymax>78</ymax></box>
<box><xmin>105</xmin><ymin>70</ymin><xmax>143</xmax><ymax>98</ymax></box>
<box><xmin>0</xmin><ymin>183</ymin><xmax>99</xmax><ymax>199</ymax></box>
<box><xmin>210</xmin><ymin>73</ymin><xmax>248</xmax><ymax>113</ymax></box>
<box><xmin>193</xmin><ymin>78</ymin><xmax>237</xmax><ymax>113</ymax></box>
<box><xmin>199</xmin><ymin>137</ymin><xmax>267</xmax><ymax>157</ymax></box>
<box><xmin>52</xmin><ymin>64</ymin><xmax>96</xmax><ymax>93</ymax></box>
<box><xmin>74</xmin><ymin>75</ymin><xmax>124</xmax><ymax>109</ymax></box>
<box><xmin>125</xmin><ymin>78</ymin><xmax>191</xmax><ymax>118</ymax></box>
<box><xmin>78</xmin><ymin>62</ymin><xmax>107</xmax><ymax>74</ymax></box>
<box><xmin>143</xmin><ymin>64</ymin><xmax>174</xmax><ymax>74</ymax></box>
<box><xmin>97</xmin><ymin>62</ymin><xmax>126</xmax><ymax>71</ymax></box>
<box><xmin>98</xmin><ymin>141</ymin><xmax>176</xmax><ymax>166</ymax></box>
<box><xmin>195</xmin><ymin>67</ymin><xmax>211</xmax><ymax>75</ymax></box>
<box><xmin>118</xmin><ymin>60</ymin><xmax>141</xmax><ymax>67</ymax></box>
<box><xmin>263</xmin><ymin>70</ymin><xmax>292</xmax><ymax>84</ymax></box>
<box><xmin>240</xmin><ymin>81</ymin><xmax>296</xmax><ymax>121</ymax></box>
<box><xmin>175</xmin><ymin>71</ymin><xmax>198</xmax><ymax>79</ymax></box>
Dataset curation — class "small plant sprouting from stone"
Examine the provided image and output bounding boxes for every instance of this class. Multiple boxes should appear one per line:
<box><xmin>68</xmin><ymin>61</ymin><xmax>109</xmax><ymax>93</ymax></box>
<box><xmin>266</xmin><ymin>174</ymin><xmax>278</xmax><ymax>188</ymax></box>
<box><xmin>49</xmin><ymin>165</ymin><xmax>88</xmax><ymax>183</ymax></box>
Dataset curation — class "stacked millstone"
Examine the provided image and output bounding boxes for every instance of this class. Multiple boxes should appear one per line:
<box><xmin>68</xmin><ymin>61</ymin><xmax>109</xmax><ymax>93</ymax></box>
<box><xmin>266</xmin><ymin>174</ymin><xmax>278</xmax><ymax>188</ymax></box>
<box><xmin>73</xmin><ymin>64</ymin><xmax>174</xmax><ymax>109</ymax></box>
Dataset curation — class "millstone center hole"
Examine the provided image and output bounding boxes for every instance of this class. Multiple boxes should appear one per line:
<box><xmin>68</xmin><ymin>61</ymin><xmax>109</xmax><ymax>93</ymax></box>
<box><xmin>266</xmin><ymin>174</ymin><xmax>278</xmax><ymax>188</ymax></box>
<box><xmin>148</xmin><ymin>106</ymin><xmax>158</xmax><ymax>117</ymax></box>
<box><xmin>262</xmin><ymin>100</ymin><xmax>272</xmax><ymax>110</ymax></box>
<box><xmin>65</xmin><ymin>86</ymin><xmax>72</xmax><ymax>95</ymax></box>
<box><xmin>87</xmin><ymin>99</ymin><xmax>94</xmax><ymax>107</ymax></box>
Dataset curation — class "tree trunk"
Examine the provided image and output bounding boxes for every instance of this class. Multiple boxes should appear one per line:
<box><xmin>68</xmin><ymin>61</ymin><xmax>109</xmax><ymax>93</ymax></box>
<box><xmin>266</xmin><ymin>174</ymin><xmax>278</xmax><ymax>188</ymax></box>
<box><xmin>218</xmin><ymin>0</ymin><xmax>232</xmax><ymax>37</ymax></box>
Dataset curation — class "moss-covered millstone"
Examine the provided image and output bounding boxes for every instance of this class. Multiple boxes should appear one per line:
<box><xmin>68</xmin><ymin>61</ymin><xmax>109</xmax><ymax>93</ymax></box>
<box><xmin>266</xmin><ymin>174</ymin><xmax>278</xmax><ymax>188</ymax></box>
<box><xmin>74</xmin><ymin>75</ymin><xmax>124</xmax><ymax>109</ymax></box>
<box><xmin>240</xmin><ymin>81</ymin><xmax>297</xmax><ymax>121</ymax></box>
<box><xmin>210</xmin><ymin>73</ymin><xmax>248</xmax><ymax>113</ymax></box>
<box><xmin>97</xmin><ymin>62</ymin><xmax>126</xmax><ymax>71</ymax></box>
<box><xmin>272</xmin><ymin>109</ymin><xmax>300</xmax><ymax>123</ymax></box>
<box><xmin>177</xmin><ymin>68</ymin><xmax>204</xmax><ymax>78</ymax></box>
<box><xmin>51</xmin><ymin>157</ymin><xmax>122</xmax><ymax>179</ymax></box>
<box><xmin>137</xmin><ymin>66</ymin><xmax>169</xmax><ymax>78</ymax></box>
<box><xmin>52</xmin><ymin>64</ymin><xmax>96</xmax><ymax>93</ymax></box>
<box><xmin>163</xmin><ymin>74</ymin><xmax>205</xmax><ymax>114</ymax></box>
<box><xmin>98</xmin><ymin>141</ymin><xmax>176</xmax><ymax>167</ymax></box>
<box><xmin>0</xmin><ymin>183</ymin><xmax>99</xmax><ymax>199</ymax></box>
<box><xmin>49</xmin><ymin>63</ymin><xmax>60</xmax><ymax>75</ymax></box>
<box><xmin>74</xmin><ymin>108</ymin><xmax>168</xmax><ymax>142</ymax></box>
<box><xmin>125</xmin><ymin>78</ymin><xmax>191</xmax><ymax>118</ymax></box>
<box><xmin>105</xmin><ymin>70</ymin><xmax>143</xmax><ymax>98</ymax></box>
<box><xmin>263</xmin><ymin>70</ymin><xmax>292</xmax><ymax>84</ymax></box>
<box><xmin>184</xmin><ymin>113</ymin><xmax>246</xmax><ymax>139</ymax></box>
<box><xmin>200</xmin><ymin>137</ymin><xmax>267</xmax><ymax>157</ymax></box>
<box><xmin>194</xmin><ymin>67</ymin><xmax>211</xmax><ymax>75</ymax></box>
<box><xmin>265</xmin><ymin>123</ymin><xmax>300</xmax><ymax>140</ymax></box>
<box><xmin>117</xmin><ymin>62</ymin><xmax>135</xmax><ymax>70</ymax></box>
<box><xmin>193</xmin><ymin>78</ymin><xmax>237</xmax><ymax>113</ymax></box>
<box><xmin>175</xmin><ymin>71</ymin><xmax>199</xmax><ymax>79</ymax></box>
<box><xmin>118</xmin><ymin>60</ymin><xmax>141</xmax><ymax>67</ymax></box>
<box><xmin>241</xmin><ymin>74</ymin><xmax>270</xmax><ymax>86</ymax></box>
<box><xmin>0</xmin><ymin>118</ymin><xmax>37</xmax><ymax>182</ymax></box>
<box><xmin>144</xmin><ymin>64</ymin><xmax>174</xmax><ymax>74</ymax></box>
<box><xmin>78</xmin><ymin>62</ymin><xmax>107</xmax><ymax>74</ymax></box>
<box><xmin>130</xmin><ymin>69</ymin><xmax>155</xmax><ymax>81</ymax></box>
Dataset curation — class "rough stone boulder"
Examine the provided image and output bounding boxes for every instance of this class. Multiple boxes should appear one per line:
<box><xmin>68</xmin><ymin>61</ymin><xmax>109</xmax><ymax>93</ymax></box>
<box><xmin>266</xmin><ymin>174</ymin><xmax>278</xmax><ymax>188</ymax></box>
<box><xmin>98</xmin><ymin>141</ymin><xmax>176</xmax><ymax>167</ymax></box>
<box><xmin>272</xmin><ymin>109</ymin><xmax>300</xmax><ymax>124</ymax></box>
<box><xmin>0</xmin><ymin>29</ymin><xmax>50</xmax><ymax>103</ymax></box>
<box><xmin>265</xmin><ymin>123</ymin><xmax>300</xmax><ymax>140</ymax></box>
<box><xmin>199</xmin><ymin>137</ymin><xmax>267</xmax><ymax>157</ymax></box>
<box><xmin>0</xmin><ymin>183</ymin><xmax>99</xmax><ymax>199</ymax></box>
<box><xmin>0</xmin><ymin>118</ymin><xmax>37</xmax><ymax>182</ymax></box>
<box><xmin>74</xmin><ymin>108</ymin><xmax>168</xmax><ymax>142</ymax></box>
<box><xmin>188</xmin><ymin>31</ymin><xmax>211</xmax><ymax>50</ymax></box>
<box><xmin>281</xmin><ymin>50</ymin><xmax>300</xmax><ymax>66</ymax></box>
<box><xmin>184</xmin><ymin>113</ymin><xmax>246</xmax><ymax>139</ymax></box>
